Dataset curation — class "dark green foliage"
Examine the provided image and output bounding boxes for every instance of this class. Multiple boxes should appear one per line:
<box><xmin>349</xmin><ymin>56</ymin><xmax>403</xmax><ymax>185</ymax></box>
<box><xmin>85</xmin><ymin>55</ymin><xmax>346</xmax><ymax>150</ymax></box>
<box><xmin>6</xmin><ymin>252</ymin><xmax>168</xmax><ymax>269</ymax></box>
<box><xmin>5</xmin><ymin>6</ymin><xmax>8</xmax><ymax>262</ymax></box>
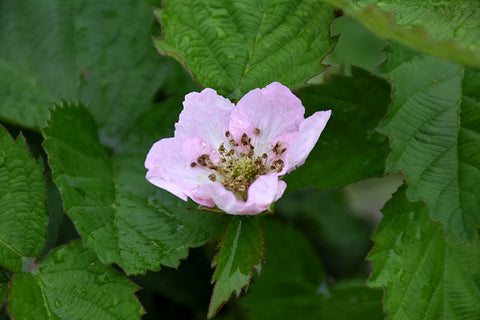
<box><xmin>242</xmin><ymin>219</ymin><xmax>384</xmax><ymax>320</ymax></box>
<box><xmin>369</xmin><ymin>186</ymin><xmax>480</xmax><ymax>319</ymax></box>
<box><xmin>209</xmin><ymin>216</ymin><xmax>265</xmax><ymax>318</ymax></box>
<box><xmin>0</xmin><ymin>0</ymin><xmax>479</xmax><ymax>318</ymax></box>
<box><xmin>154</xmin><ymin>0</ymin><xmax>336</xmax><ymax>99</ymax></box>
<box><xmin>286</xmin><ymin>67</ymin><xmax>391</xmax><ymax>191</ymax></box>
<box><xmin>0</xmin><ymin>127</ymin><xmax>47</xmax><ymax>272</ymax></box>
<box><xmin>8</xmin><ymin>242</ymin><xmax>144</xmax><ymax>320</ymax></box>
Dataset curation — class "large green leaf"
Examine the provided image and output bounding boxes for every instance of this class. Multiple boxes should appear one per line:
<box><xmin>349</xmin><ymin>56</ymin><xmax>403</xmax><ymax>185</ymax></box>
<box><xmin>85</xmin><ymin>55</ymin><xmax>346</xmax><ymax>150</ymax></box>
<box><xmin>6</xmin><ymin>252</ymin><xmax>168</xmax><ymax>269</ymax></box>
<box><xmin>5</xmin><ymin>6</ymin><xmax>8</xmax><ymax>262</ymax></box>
<box><xmin>154</xmin><ymin>0</ymin><xmax>336</xmax><ymax>99</ymax></box>
<box><xmin>0</xmin><ymin>126</ymin><xmax>47</xmax><ymax>272</ymax></box>
<box><xmin>242</xmin><ymin>219</ymin><xmax>383</xmax><ymax>320</ymax></box>
<box><xmin>209</xmin><ymin>216</ymin><xmax>265</xmax><ymax>319</ymax></box>
<box><xmin>369</xmin><ymin>185</ymin><xmax>480</xmax><ymax>319</ymax></box>
<box><xmin>378</xmin><ymin>45</ymin><xmax>480</xmax><ymax>242</ymax></box>
<box><xmin>7</xmin><ymin>241</ymin><xmax>143</xmax><ymax>320</ymax></box>
<box><xmin>325</xmin><ymin>0</ymin><xmax>480</xmax><ymax>67</ymax></box>
<box><xmin>0</xmin><ymin>0</ymin><xmax>166</xmax><ymax>138</ymax></box>
<box><xmin>285</xmin><ymin>67</ymin><xmax>391</xmax><ymax>191</ymax></box>
<box><xmin>42</xmin><ymin>104</ymin><xmax>221</xmax><ymax>274</ymax></box>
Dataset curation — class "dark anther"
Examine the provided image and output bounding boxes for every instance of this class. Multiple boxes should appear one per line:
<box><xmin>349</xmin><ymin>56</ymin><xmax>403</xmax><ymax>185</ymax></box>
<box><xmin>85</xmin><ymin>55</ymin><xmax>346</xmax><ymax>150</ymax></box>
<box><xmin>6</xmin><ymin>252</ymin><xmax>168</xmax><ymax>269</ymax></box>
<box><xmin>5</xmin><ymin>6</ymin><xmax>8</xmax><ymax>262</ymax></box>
<box><xmin>190</xmin><ymin>162</ymin><xmax>197</xmax><ymax>167</ymax></box>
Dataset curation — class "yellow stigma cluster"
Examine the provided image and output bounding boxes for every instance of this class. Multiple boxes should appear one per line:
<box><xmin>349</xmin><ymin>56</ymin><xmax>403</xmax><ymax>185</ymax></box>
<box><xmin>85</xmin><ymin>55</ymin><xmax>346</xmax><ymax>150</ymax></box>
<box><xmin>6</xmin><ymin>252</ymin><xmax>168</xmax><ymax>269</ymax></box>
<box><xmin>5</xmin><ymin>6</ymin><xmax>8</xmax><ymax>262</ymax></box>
<box><xmin>190</xmin><ymin>129</ymin><xmax>286</xmax><ymax>197</ymax></box>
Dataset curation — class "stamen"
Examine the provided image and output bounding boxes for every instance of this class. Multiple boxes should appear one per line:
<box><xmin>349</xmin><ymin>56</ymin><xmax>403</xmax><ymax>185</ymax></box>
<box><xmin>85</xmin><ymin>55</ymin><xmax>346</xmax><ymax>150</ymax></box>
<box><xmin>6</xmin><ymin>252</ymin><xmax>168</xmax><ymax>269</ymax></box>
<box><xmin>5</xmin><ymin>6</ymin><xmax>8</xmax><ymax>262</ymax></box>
<box><xmin>197</xmin><ymin>156</ymin><xmax>207</xmax><ymax>166</ymax></box>
<box><xmin>190</xmin><ymin>162</ymin><xmax>197</xmax><ymax>167</ymax></box>
<box><xmin>202</xmin><ymin>132</ymin><xmax>286</xmax><ymax>195</ymax></box>
<box><xmin>241</xmin><ymin>133</ymin><xmax>249</xmax><ymax>146</ymax></box>
<box><xmin>229</xmin><ymin>138</ymin><xmax>238</xmax><ymax>147</ymax></box>
<box><xmin>219</xmin><ymin>143</ymin><xmax>226</xmax><ymax>154</ymax></box>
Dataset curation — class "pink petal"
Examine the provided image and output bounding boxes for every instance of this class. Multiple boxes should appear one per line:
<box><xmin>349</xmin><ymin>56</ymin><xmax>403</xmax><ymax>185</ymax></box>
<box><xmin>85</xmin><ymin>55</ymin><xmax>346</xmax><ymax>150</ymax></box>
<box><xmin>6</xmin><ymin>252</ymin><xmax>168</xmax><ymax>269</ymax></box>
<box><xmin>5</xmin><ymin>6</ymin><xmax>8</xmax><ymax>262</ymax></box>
<box><xmin>229</xmin><ymin>82</ymin><xmax>305</xmax><ymax>155</ymax></box>
<box><xmin>196</xmin><ymin>174</ymin><xmax>286</xmax><ymax>215</ymax></box>
<box><xmin>145</xmin><ymin>136</ymin><xmax>217</xmax><ymax>206</ymax></box>
<box><xmin>286</xmin><ymin>110</ymin><xmax>331</xmax><ymax>173</ymax></box>
<box><xmin>175</xmin><ymin>88</ymin><xmax>235</xmax><ymax>150</ymax></box>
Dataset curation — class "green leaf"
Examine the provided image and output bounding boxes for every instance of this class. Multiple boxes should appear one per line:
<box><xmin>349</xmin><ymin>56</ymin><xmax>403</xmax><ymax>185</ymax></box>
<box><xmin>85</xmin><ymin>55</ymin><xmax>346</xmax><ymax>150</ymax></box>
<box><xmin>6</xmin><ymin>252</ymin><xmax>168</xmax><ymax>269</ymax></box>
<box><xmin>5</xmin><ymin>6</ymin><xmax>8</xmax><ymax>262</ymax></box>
<box><xmin>209</xmin><ymin>216</ymin><xmax>265</xmax><ymax>318</ymax></box>
<box><xmin>0</xmin><ymin>0</ymin><xmax>167</xmax><ymax>138</ymax></box>
<box><xmin>42</xmin><ymin>103</ymin><xmax>221</xmax><ymax>274</ymax></box>
<box><xmin>0</xmin><ymin>126</ymin><xmax>47</xmax><ymax>272</ymax></box>
<box><xmin>285</xmin><ymin>67</ymin><xmax>391</xmax><ymax>191</ymax></box>
<box><xmin>242</xmin><ymin>219</ymin><xmax>383</xmax><ymax>320</ymax></box>
<box><xmin>154</xmin><ymin>0</ymin><xmax>336</xmax><ymax>99</ymax></box>
<box><xmin>368</xmin><ymin>185</ymin><xmax>480</xmax><ymax>319</ymax></box>
<box><xmin>325</xmin><ymin>0</ymin><xmax>480</xmax><ymax>67</ymax></box>
<box><xmin>378</xmin><ymin>45</ymin><xmax>480</xmax><ymax>242</ymax></box>
<box><xmin>7</xmin><ymin>241</ymin><xmax>143</xmax><ymax>320</ymax></box>
<box><xmin>0</xmin><ymin>267</ymin><xmax>10</xmax><ymax>305</ymax></box>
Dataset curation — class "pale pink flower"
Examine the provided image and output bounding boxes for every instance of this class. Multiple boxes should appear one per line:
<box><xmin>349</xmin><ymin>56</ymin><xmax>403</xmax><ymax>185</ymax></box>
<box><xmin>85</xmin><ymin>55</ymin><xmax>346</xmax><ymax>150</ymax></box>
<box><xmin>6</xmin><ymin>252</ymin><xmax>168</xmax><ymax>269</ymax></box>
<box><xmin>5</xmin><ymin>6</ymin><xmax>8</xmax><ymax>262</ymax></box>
<box><xmin>145</xmin><ymin>82</ymin><xmax>331</xmax><ymax>215</ymax></box>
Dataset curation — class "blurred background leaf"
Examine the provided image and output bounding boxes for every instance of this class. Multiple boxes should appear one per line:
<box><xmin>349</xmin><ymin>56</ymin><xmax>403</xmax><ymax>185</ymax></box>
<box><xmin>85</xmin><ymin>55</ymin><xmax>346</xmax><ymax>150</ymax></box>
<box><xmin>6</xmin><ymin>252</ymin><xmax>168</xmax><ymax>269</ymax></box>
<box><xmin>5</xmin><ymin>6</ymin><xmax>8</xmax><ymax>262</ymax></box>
<box><xmin>326</xmin><ymin>0</ymin><xmax>480</xmax><ymax>67</ymax></box>
<box><xmin>0</xmin><ymin>0</ymin><xmax>177</xmax><ymax>147</ymax></box>
<box><xmin>0</xmin><ymin>267</ymin><xmax>9</xmax><ymax>305</ymax></box>
<box><xmin>242</xmin><ymin>219</ymin><xmax>384</xmax><ymax>320</ymax></box>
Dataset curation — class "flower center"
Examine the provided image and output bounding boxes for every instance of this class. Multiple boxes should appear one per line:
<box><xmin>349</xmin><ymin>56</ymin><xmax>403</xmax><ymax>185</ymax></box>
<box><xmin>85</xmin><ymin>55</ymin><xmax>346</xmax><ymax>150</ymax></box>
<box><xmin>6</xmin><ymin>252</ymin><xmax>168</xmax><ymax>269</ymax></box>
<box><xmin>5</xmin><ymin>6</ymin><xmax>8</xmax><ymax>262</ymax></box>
<box><xmin>232</xmin><ymin>157</ymin><xmax>257</xmax><ymax>180</ymax></box>
<box><xmin>191</xmin><ymin>129</ymin><xmax>286</xmax><ymax>196</ymax></box>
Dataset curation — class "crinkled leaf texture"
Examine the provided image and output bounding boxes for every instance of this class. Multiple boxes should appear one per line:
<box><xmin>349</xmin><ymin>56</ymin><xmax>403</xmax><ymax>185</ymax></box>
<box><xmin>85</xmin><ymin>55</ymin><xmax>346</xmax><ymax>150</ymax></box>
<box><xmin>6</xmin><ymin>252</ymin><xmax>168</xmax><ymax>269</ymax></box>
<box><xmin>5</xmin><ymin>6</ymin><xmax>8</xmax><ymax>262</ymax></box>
<box><xmin>242</xmin><ymin>219</ymin><xmax>383</xmax><ymax>320</ymax></box>
<box><xmin>378</xmin><ymin>44</ymin><xmax>480</xmax><ymax>242</ymax></box>
<box><xmin>154</xmin><ymin>0</ymin><xmax>336</xmax><ymax>99</ymax></box>
<box><xmin>42</xmin><ymin>104</ymin><xmax>221</xmax><ymax>274</ymax></box>
<box><xmin>325</xmin><ymin>0</ymin><xmax>480</xmax><ymax>67</ymax></box>
<box><xmin>7</xmin><ymin>241</ymin><xmax>144</xmax><ymax>320</ymax></box>
<box><xmin>286</xmin><ymin>67</ymin><xmax>391</xmax><ymax>192</ymax></box>
<box><xmin>0</xmin><ymin>126</ymin><xmax>47</xmax><ymax>272</ymax></box>
<box><xmin>369</xmin><ymin>185</ymin><xmax>480</xmax><ymax>320</ymax></box>
<box><xmin>0</xmin><ymin>0</ymin><xmax>167</xmax><ymax>138</ymax></box>
<box><xmin>209</xmin><ymin>216</ymin><xmax>264</xmax><ymax>318</ymax></box>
